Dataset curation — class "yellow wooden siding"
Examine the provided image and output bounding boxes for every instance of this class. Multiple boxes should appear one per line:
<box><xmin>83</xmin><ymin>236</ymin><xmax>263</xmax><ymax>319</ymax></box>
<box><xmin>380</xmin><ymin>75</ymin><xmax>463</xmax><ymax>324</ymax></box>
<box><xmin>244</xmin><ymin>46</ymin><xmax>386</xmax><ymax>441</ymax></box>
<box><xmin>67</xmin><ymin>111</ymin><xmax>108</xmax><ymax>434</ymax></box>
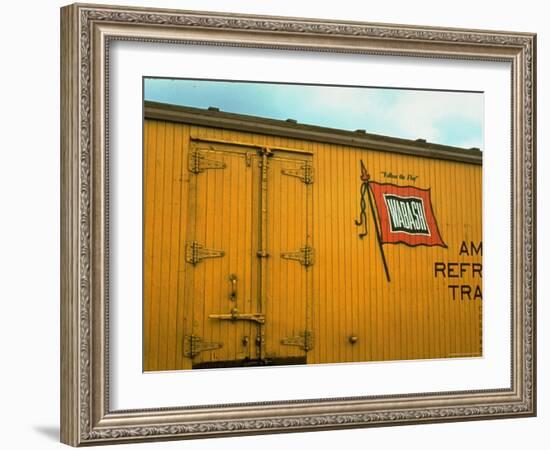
<box><xmin>144</xmin><ymin>119</ymin><xmax>482</xmax><ymax>371</ymax></box>
<box><xmin>144</xmin><ymin>120</ymin><xmax>191</xmax><ymax>371</ymax></box>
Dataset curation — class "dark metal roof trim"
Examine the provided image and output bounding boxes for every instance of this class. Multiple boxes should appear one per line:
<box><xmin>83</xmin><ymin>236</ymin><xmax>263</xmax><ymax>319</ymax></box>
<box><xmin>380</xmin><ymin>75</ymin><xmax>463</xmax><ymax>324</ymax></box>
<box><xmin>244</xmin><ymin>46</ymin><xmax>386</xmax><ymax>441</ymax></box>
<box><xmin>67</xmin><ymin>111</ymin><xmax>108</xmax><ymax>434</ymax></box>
<box><xmin>144</xmin><ymin>101</ymin><xmax>482</xmax><ymax>165</ymax></box>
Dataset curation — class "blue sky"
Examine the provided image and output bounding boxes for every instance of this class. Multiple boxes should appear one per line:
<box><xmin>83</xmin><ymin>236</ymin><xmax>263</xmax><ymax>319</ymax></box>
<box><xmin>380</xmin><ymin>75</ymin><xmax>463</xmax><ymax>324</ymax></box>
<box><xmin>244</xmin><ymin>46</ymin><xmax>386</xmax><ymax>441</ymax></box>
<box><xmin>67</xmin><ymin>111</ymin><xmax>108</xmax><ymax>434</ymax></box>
<box><xmin>144</xmin><ymin>78</ymin><xmax>483</xmax><ymax>150</ymax></box>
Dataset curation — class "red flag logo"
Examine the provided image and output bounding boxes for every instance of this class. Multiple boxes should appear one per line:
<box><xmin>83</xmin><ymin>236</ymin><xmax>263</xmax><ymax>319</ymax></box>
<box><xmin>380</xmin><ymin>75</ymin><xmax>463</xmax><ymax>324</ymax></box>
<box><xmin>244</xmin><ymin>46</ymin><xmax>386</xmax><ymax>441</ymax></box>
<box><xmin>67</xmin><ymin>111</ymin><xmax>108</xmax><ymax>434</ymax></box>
<box><xmin>369</xmin><ymin>182</ymin><xmax>446</xmax><ymax>248</ymax></box>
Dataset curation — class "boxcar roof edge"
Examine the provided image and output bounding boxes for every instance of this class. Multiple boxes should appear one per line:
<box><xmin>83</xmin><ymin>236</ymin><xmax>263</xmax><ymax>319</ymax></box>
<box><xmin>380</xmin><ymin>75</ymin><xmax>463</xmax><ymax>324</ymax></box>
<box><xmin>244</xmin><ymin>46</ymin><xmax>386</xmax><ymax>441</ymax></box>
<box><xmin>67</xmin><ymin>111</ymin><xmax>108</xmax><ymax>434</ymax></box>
<box><xmin>144</xmin><ymin>100</ymin><xmax>482</xmax><ymax>165</ymax></box>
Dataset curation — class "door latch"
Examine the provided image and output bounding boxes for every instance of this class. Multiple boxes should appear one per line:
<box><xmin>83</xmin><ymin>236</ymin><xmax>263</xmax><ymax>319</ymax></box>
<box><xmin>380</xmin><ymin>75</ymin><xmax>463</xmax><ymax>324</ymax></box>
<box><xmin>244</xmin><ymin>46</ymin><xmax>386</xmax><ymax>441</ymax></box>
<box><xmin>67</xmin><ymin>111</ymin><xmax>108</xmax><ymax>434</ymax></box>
<box><xmin>209</xmin><ymin>308</ymin><xmax>265</xmax><ymax>324</ymax></box>
<box><xmin>229</xmin><ymin>273</ymin><xmax>237</xmax><ymax>301</ymax></box>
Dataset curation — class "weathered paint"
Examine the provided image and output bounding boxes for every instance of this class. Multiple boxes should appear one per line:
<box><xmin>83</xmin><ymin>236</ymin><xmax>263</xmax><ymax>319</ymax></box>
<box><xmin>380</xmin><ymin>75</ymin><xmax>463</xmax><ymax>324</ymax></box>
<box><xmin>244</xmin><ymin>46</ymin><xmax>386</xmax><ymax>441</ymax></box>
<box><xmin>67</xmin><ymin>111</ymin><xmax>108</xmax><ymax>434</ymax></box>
<box><xmin>143</xmin><ymin>113</ymin><xmax>482</xmax><ymax>371</ymax></box>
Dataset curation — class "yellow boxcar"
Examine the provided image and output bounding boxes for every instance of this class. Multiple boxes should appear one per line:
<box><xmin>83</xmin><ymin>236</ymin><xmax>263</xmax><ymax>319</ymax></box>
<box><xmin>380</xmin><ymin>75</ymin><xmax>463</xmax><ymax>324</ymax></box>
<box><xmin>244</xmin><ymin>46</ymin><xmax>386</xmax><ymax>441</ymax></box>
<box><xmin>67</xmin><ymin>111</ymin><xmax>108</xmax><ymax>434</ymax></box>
<box><xmin>143</xmin><ymin>101</ymin><xmax>482</xmax><ymax>371</ymax></box>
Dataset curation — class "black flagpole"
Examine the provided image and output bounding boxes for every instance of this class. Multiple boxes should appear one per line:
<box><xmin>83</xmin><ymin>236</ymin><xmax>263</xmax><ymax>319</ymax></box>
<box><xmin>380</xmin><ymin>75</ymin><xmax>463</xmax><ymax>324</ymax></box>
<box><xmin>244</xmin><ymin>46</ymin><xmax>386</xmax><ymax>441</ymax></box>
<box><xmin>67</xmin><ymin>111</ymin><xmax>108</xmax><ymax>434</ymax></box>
<box><xmin>359</xmin><ymin>160</ymin><xmax>391</xmax><ymax>282</ymax></box>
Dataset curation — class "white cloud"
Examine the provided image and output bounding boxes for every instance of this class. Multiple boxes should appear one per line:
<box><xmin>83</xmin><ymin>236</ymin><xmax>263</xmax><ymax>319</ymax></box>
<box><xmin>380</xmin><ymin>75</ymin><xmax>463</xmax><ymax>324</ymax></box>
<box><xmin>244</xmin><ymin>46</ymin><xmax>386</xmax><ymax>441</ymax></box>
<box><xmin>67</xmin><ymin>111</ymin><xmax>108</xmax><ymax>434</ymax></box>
<box><xmin>287</xmin><ymin>86</ymin><xmax>483</xmax><ymax>146</ymax></box>
<box><xmin>387</xmin><ymin>91</ymin><xmax>483</xmax><ymax>142</ymax></box>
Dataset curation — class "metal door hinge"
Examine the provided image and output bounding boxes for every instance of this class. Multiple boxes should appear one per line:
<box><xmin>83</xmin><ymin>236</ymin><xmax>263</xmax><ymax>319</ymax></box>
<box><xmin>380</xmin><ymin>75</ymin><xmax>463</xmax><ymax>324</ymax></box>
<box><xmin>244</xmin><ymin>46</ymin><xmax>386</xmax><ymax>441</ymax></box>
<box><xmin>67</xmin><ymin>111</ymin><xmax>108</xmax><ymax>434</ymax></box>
<box><xmin>184</xmin><ymin>334</ymin><xmax>223</xmax><ymax>358</ymax></box>
<box><xmin>281</xmin><ymin>330</ymin><xmax>314</xmax><ymax>352</ymax></box>
<box><xmin>281</xmin><ymin>163</ymin><xmax>314</xmax><ymax>184</ymax></box>
<box><xmin>186</xmin><ymin>241</ymin><xmax>225</xmax><ymax>265</ymax></box>
<box><xmin>188</xmin><ymin>149</ymin><xmax>227</xmax><ymax>173</ymax></box>
<box><xmin>281</xmin><ymin>245</ymin><xmax>314</xmax><ymax>267</ymax></box>
<box><xmin>209</xmin><ymin>308</ymin><xmax>265</xmax><ymax>324</ymax></box>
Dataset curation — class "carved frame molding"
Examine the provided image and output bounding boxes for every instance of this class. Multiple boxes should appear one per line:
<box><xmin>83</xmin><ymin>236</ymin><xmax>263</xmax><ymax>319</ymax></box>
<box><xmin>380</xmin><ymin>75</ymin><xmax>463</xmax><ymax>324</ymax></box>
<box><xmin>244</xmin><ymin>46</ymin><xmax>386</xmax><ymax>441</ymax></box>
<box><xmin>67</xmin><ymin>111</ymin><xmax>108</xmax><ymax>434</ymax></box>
<box><xmin>61</xmin><ymin>3</ymin><xmax>536</xmax><ymax>446</ymax></box>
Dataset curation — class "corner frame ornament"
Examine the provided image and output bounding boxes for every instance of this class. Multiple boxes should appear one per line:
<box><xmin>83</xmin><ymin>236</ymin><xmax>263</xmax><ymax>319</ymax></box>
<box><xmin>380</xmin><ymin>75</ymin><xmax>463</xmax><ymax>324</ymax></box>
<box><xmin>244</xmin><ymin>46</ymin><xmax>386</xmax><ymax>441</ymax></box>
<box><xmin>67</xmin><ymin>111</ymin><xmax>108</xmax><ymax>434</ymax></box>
<box><xmin>61</xmin><ymin>3</ymin><xmax>536</xmax><ymax>446</ymax></box>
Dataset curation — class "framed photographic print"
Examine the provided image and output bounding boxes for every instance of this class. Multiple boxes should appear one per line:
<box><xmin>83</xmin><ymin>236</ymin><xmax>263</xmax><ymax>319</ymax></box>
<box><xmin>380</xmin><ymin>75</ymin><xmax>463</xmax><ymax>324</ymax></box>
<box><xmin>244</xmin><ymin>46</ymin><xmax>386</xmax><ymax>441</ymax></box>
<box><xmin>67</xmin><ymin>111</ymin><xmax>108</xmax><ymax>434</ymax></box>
<box><xmin>60</xmin><ymin>3</ymin><xmax>536</xmax><ymax>446</ymax></box>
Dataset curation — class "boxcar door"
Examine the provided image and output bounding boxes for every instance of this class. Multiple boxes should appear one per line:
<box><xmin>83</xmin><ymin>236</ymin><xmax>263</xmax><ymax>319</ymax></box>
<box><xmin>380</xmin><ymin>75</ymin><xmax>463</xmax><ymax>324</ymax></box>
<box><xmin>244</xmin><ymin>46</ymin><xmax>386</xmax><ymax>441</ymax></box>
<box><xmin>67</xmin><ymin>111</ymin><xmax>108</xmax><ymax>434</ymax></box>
<box><xmin>262</xmin><ymin>151</ymin><xmax>314</xmax><ymax>364</ymax></box>
<box><xmin>184</xmin><ymin>140</ymin><xmax>258</xmax><ymax>368</ymax></box>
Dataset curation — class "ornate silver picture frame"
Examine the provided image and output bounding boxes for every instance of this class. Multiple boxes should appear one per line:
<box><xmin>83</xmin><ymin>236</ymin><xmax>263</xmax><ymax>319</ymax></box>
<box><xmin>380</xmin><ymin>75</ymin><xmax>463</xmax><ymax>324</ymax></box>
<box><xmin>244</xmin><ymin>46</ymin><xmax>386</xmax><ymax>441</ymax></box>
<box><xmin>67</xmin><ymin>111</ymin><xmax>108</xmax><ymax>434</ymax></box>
<box><xmin>60</xmin><ymin>3</ymin><xmax>536</xmax><ymax>446</ymax></box>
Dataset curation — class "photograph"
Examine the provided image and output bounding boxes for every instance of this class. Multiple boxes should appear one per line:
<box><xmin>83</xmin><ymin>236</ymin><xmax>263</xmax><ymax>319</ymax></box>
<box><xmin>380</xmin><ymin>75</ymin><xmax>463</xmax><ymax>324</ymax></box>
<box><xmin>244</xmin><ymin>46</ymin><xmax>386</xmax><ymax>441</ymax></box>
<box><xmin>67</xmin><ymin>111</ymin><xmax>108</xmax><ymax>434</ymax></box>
<box><xmin>143</xmin><ymin>79</ymin><xmax>483</xmax><ymax>371</ymax></box>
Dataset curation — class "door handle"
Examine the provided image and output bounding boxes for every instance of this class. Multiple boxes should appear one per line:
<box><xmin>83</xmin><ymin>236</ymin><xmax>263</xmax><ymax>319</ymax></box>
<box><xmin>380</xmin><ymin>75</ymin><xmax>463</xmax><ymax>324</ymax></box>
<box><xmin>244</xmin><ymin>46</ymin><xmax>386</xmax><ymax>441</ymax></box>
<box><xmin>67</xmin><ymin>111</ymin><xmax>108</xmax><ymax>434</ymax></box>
<box><xmin>229</xmin><ymin>273</ymin><xmax>237</xmax><ymax>302</ymax></box>
<box><xmin>210</xmin><ymin>308</ymin><xmax>266</xmax><ymax>324</ymax></box>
